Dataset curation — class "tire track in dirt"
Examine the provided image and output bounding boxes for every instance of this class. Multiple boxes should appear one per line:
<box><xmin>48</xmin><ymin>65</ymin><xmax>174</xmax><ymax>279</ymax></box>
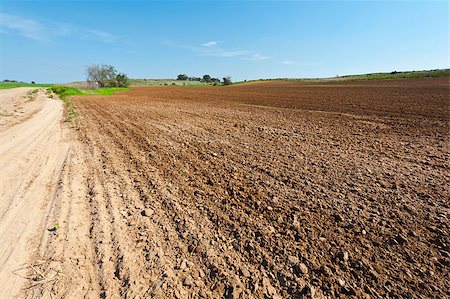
<box><xmin>76</xmin><ymin>101</ymin><xmax>231</xmax><ymax>297</ymax></box>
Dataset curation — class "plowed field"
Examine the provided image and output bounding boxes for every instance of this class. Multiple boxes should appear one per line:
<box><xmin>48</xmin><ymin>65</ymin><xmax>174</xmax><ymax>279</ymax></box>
<box><xmin>25</xmin><ymin>78</ymin><xmax>449</xmax><ymax>298</ymax></box>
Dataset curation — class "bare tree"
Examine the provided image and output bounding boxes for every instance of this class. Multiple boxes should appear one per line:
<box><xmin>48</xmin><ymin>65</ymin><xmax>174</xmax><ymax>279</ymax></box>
<box><xmin>86</xmin><ymin>64</ymin><xmax>129</xmax><ymax>88</ymax></box>
<box><xmin>223</xmin><ymin>76</ymin><xmax>232</xmax><ymax>85</ymax></box>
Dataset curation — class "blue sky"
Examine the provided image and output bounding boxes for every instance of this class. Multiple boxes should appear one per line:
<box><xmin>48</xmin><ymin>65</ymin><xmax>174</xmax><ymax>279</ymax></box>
<box><xmin>0</xmin><ymin>1</ymin><xmax>448</xmax><ymax>83</ymax></box>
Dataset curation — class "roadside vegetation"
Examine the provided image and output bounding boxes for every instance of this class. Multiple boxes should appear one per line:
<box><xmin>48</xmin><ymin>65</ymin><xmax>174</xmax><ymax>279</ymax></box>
<box><xmin>50</xmin><ymin>86</ymin><xmax>82</xmax><ymax>122</ymax></box>
<box><xmin>50</xmin><ymin>85</ymin><xmax>128</xmax><ymax>123</ymax></box>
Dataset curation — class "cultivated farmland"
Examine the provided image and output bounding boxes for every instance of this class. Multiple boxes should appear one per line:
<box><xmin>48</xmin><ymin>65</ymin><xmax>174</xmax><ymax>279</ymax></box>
<box><xmin>22</xmin><ymin>77</ymin><xmax>449</xmax><ymax>298</ymax></box>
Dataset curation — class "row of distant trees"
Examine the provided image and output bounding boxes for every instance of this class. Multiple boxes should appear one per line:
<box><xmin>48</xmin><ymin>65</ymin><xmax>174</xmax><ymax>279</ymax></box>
<box><xmin>177</xmin><ymin>74</ymin><xmax>232</xmax><ymax>85</ymax></box>
<box><xmin>85</xmin><ymin>66</ymin><xmax>232</xmax><ymax>87</ymax></box>
<box><xmin>4</xmin><ymin>68</ymin><xmax>232</xmax><ymax>87</ymax></box>
<box><xmin>6</xmin><ymin>65</ymin><xmax>233</xmax><ymax>88</ymax></box>
<box><xmin>2</xmin><ymin>79</ymin><xmax>36</xmax><ymax>84</ymax></box>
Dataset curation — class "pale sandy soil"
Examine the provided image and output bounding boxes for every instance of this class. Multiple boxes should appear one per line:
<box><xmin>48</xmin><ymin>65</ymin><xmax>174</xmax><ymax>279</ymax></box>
<box><xmin>0</xmin><ymin>88</ymin><xmax>70</xmax><ymax>298</ymax></box>
<box><xmin>0</xmin><ymin>88</ymin><xmax>45</xmax><ymax>130</ymax></box>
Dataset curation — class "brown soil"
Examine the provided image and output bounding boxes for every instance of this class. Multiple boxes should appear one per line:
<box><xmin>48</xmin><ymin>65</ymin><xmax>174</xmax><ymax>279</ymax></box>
<box><xmin>21</xmin><ymin>78</ymin><xmax>449</xmax><ymax>298</ymax></box>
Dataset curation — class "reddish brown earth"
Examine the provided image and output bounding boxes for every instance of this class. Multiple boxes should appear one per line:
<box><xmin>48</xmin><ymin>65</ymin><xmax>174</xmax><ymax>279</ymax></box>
<box><xmin>25</xmin><ymin>78</ymin><xmax>449</xmax><ymax>298</ymax></box>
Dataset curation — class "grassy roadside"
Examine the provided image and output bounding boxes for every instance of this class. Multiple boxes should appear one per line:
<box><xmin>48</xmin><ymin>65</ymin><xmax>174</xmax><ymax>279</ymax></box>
<box><xmin>50</xmin><ymin>86</ymin><xmax>129</xmax><ymax>123</ymax></box>
<box><xmin>50</xmin><ymin>86</ymin><xmax>83</xmax><ymax>122</ymax></box>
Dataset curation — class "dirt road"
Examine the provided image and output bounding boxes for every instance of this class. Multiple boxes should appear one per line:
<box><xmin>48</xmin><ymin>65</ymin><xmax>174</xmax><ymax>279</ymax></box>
<box><xmin>0</xmin><ymin>88</ymin><xmax>70</xmax><ymax>297</ymax></box>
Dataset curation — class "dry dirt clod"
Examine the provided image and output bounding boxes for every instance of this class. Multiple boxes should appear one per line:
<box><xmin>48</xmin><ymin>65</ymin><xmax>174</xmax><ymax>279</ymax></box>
<box><xmin>182</xmin><ymin>275</ymin><xmax>193</xmax><ymax>287</ymax></box>
<box><xmin>262</xmin><ymin>277</ymin><xmax>280</xmax><ymax>298</ymax></box>
<box><xmin>142</xmin><ymin>208</ymin><xmax>154</xmax><ymax>217</ymax></box>
<box><xmin>337</xmin><ymin>278</ymin><xmax>346</xmax><ymax>287</ymax></box>
<box><xmin>299</xmin><ymin>263</ymin><xmax>308</xmax><ymax>274</ymax></box>
<box><xmin>288</xmin><ymin>255</ymin><xmax>299</xmax><ymax>264</ymax></box>
<box><xmin>338</xmin><ymin>251</ymin><xmax>349</xmax><ymax>262</ymax></box>
<box><xmin>341</xmin><ymin>285</ymin><xmax>357</xmax><ymax>296</ymax></box>
<box><xmin>333</xmin><ymin>214</ymin><xmax>343</xmax><ymax>222</ymax></box>
<box><xmin>178</xmin><ymin>259</ymin><xmax>189</xmax><ymax>271</ymax></box>
<box><xmin>240</xmin><ymin>268</ymin><xmax>251</xmax><ymax>278</ymax></box>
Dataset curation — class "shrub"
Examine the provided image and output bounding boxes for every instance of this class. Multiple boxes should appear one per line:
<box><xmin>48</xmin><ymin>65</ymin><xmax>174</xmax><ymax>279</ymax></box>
<box><xmin>177</xmin><ymin>74</ymin><xmax>189</xmax><ymax>81</ymax></box>
<box><xmin>223</xmin><ymin>76</ymin><xmax>232</xmax><ymax>85</ymax></box>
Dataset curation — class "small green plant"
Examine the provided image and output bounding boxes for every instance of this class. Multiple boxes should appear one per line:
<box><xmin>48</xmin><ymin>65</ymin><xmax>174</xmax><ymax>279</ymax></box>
<box><xmin>24</xmin><ymin>88</ymin><xmax>40</xmax><ymax>101</ymax></box>
<box><xmin>48</xmin><ymin>223</ymin><xmax>60</xmax><ymax>232</ymax></box>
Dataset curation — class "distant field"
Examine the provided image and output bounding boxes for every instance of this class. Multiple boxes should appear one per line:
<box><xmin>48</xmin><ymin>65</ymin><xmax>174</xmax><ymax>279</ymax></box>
<box><xmin>63</xmin><ymin>69</ymin><xmax>450</xmax><ymax>88</ymax></box>
<box><xmin>4</xmin><ymin>69</ymin><xmax>448</xmax><ymax>91</ymax></box>
<box><xmin>0</xmin><ymin>82</ymin><xmax>53</xmax><ymax>89</ymax></box>
<box><xmin>336</xmin><ymin>68</ymin><xmax>450</xmax><ymax>80</ymax></box>
<box><xmin>237</xmin><ymin>68</ymin><xmax>450</xmax><ymax>84</ymax></box>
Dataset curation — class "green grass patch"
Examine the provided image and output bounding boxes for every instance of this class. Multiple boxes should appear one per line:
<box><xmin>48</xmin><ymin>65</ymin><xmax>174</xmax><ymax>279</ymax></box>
<box><xmin>51</xmin><ymin>86</ymin><xmax>83</xmax><ymax>99</ymax></box>
<box><xmin>0</xmin><ymin>82</ymin><xmax>53</xmax><ymax>89</ymax></box>
<box><xmin>82</xmin><ymin>87</ymin><xmax>129</xmax><ymax>95</ymax></box>
<box><xmin>50</xmin><ymin>86</ymin><xmax>129</xmax><ymax>123</ymax></box>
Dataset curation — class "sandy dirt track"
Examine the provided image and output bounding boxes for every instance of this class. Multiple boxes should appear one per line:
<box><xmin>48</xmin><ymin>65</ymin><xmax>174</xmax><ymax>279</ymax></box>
<box><xmin>0</xmin><ymin>88</ymin><xmax>69</xmax><ymax>297</ymax></box>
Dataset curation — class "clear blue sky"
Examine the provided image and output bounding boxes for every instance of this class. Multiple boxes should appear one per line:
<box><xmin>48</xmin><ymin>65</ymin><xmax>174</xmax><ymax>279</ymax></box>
<box><xmin>0</xmin><ymin>1</ymin><xmax>448</xmax><ymax>83</ymax></box>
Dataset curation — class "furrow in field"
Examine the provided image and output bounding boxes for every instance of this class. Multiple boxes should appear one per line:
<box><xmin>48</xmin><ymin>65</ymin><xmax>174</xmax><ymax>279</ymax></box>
<box><xmin>55</xmin><ymin>78</ymin><xmax>449</xmax><ymax>298</ymax></box>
